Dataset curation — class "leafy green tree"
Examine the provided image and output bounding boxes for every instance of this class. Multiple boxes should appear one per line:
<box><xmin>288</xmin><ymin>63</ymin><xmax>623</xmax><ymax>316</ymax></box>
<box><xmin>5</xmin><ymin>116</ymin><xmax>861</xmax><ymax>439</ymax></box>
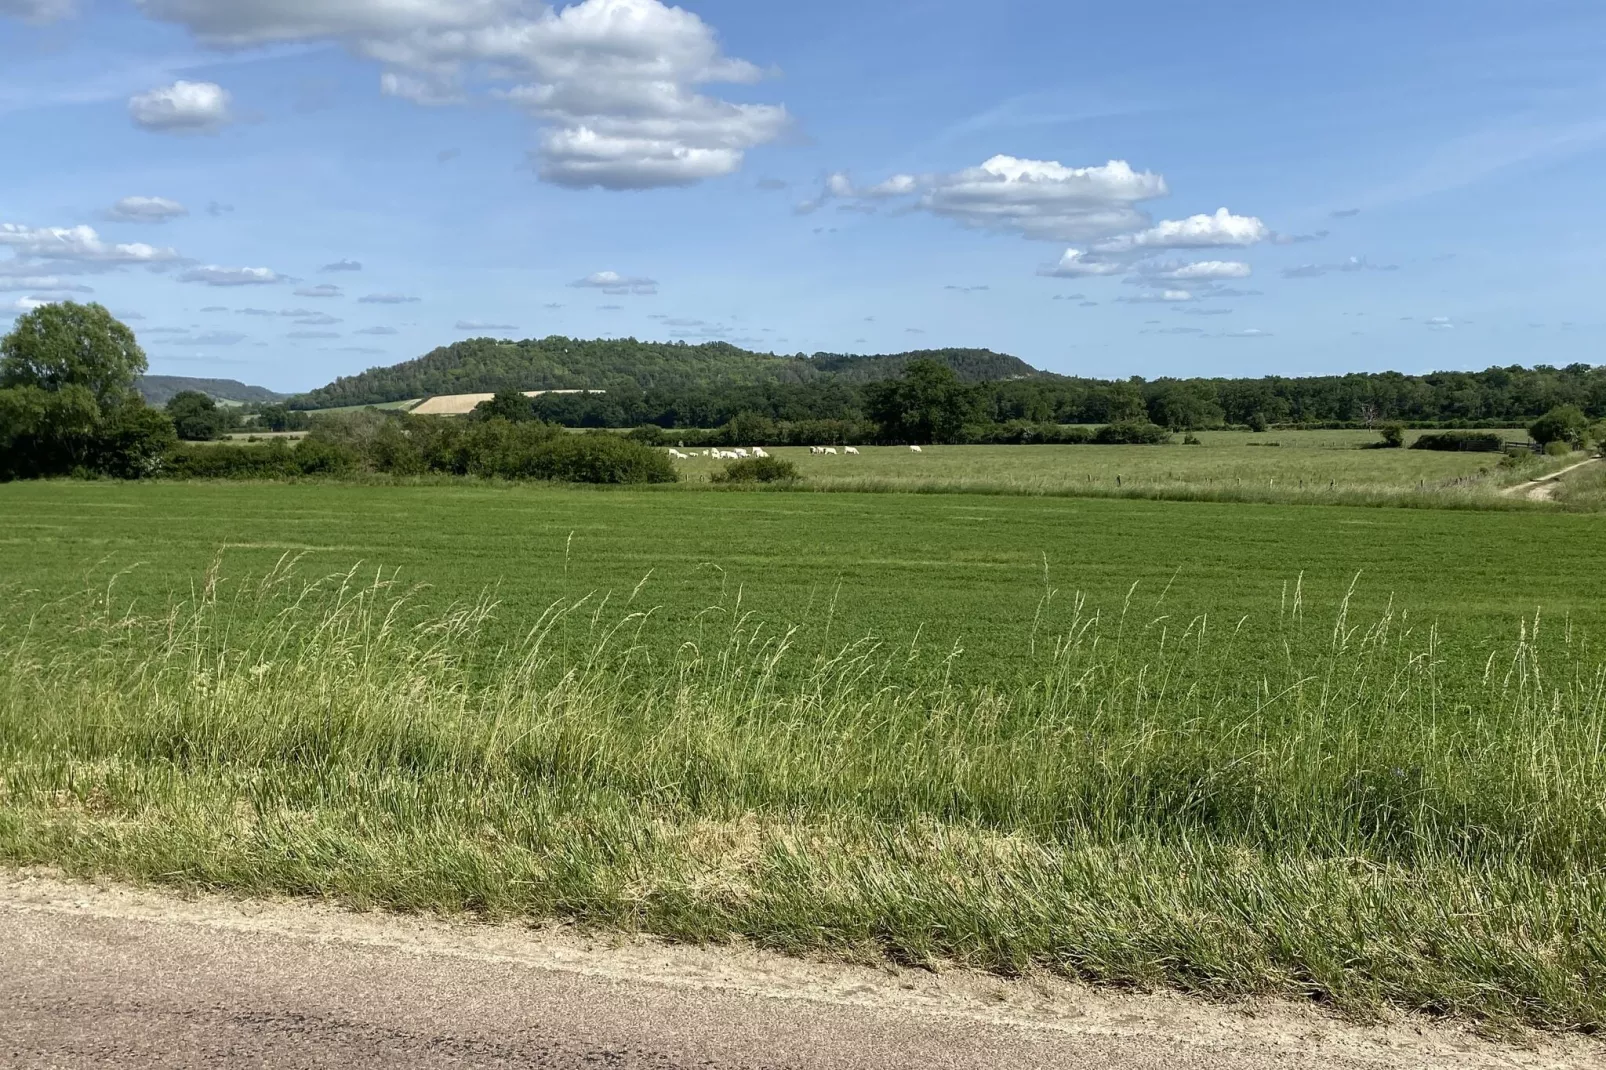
<box><xmin>94</xmin><ymin>399</ymin><xmax>179</xmax><ymax>478</ymax></box>
<box><xmin>166</xmin><ymin>390</ymin><xmax>228</xmax><ymax>441</ymax></box>
<box><xmin>0</xmin><ymin>303</ymin><xmax>175</xmax><ymax>480</ymax></box>
<box><xmin>472</xmin><ymin>388</ymin><xmax>536</xmax><ymax>422</ymax></box>
<box><xmin>0</xmin><ymin>301</ymin><xmax>146</xmax><ymax>407</ymax></box>
<box><xmin>863</xmin><ymin>359</ymin><xmax>977</xmax><ymax>444</ymax></box>
<box><xmin>1379</xmin><ymin>423</ymin><xmax>1405</xmax><ymax>448</ymax></box>
<box><xmin>725</xmin><ymin>410</ymin><xmax>777</xmax><ymax>445</ymax></box>
<box><xmin>1148</xmin><ymin>385</ymin><xmax>1224</xmax><ymax>431</ymax></box>
<box><xmin>0</xmin><ymin>384</ymin><xmax>101</xmax><ymax>478</ymax></box>
<box><xmin>257</xmin><ymin>404</ymin><xmax>310</xmax><ymax>432</ymax></box>
<box><xmin>1529</xmin><ymin>405</ymin><xmax>1589</xmax><ymax>447</ymax></box>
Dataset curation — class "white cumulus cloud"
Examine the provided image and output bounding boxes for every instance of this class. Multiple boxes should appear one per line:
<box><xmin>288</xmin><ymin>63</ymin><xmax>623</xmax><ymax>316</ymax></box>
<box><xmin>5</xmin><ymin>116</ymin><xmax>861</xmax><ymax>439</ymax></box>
<box><xmin>128</xmin><ymin>80</ymin><xmax>233</xmax><ymax>133</ymax></box>
<box><xmin>1141</xmin><ymin>260</ymin><xmax>1252</xmax><ymax>282</ymax></box>
<box><xmin>570</xmin><ymin>270</ymin><xmax>657</xmax><ymax>295</ymax></box>
<box><xmin>820</xmin><ymin>155</ymin><xmax>1167</xmax><ymax>242</ymax></box>
<box><xmin>1037</xmin><ymin>248</ymin><xmax>1126</xmax><ymax>278</ymax></box>
<box><xmin>135</xmin><ymin>0</ymin><xmax>787</xmax><ymax>189</ymax></box>
<box><xmin>0</xmin><ymin>276</ymin><xmax>93</xmax><ymax>293</ymax></box>
<box><xmin>1093</xmin><ymin>207</ymin><xmax>1268</xmax><ymax>254</ymax></box>
<box><xmin>178</xmin><ymin>265</ymin><xmax>286</xmax><ymax>286</ymax></box>
<box><xmin>1118</xmin><ymin>289</ymin><xmax>1196</xmax><ymax>304</ymax></box>
<box><xmin>0</xmin><ymin>223</ymin><xmax>180</xmax><ymax>265</ymax></box>
<box><xmin>108</xmin><ymin>196</ymin><xmax>189</xmax><ymax>223</ymax></box>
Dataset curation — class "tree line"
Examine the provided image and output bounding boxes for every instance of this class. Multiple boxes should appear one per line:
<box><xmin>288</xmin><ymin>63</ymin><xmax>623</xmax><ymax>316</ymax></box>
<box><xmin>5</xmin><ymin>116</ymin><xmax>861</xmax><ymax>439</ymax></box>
<box><xmin>503</xmin><ymin>361</ymin><xmax>1606</xmax><ymax>439</ymax></box>
<box><xmin>4</xmin><ymin>304</ymin><xmax>1602</xmax><ymax>485</ymax></box>
<box><xmin>289</xmin><ymin>334</ymin><xmax>1606</xmax><ymax>432</ymax></box>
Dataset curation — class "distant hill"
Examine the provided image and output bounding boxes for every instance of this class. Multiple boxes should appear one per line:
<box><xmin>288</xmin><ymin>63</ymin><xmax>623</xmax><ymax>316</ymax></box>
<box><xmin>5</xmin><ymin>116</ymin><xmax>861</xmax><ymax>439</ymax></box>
<box><xmin>289</xmin><ymin>336</ymin><xmax>1046</xmax><ymax>410</ymax></box>
<box><xmin>137</xmin><ymin>376</ymin><xmax>286</xmax><ymax>407</ymax></box>
<box><xmin>805</xmin><ymin>348</ymin><xmax>1039</xmax><ymax>383</ymax></box>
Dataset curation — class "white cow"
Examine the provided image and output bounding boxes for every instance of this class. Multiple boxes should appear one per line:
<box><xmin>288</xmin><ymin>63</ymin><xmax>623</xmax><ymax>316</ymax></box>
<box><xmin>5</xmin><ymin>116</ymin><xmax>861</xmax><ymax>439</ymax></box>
<box><xmin>733</xmin><ymin>448</ymin><xmax>750</xmax><ymax>458</ymax></box>
<box><xmin>843</xmin><ymin>446</ymin><xmax>860</xmax><ymax>456</ymax></box>
<box><xmin>753</xmin><ymin>447</ymin><xmax>770</xmax><ymax>458</ymax></box>
<box><xmin>825</xmin><ymin>447</ymin><xmax>839</xmax><ymax>456</ymax></box>
<box><xmin>809</xmin><ymin>446</ymin><xmax>822</xmax><ymax>455</ymax></box>
<box><xmin>910</xmin><ymin>445</ymin><xmax>923</xmax><ymax>453</ymax></box>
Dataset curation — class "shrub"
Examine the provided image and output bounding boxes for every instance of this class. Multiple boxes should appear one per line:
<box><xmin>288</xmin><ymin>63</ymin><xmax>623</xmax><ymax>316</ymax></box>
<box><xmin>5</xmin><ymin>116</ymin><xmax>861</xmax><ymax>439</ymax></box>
<box><xmin>1094</xmin><ymin>421</ymin><xmax>1172</xmax><ymax>445</ymax></box>
<box><xmin>1379</xmin><ymin>423</ymin><xmax>1405</xmax><ymax>448</ymax></box>
<box><xmin>1545</xmin><ymin>440</ymin><xmax>1573</xmax><ymax>457</ymax></box>
<box><xmin>626</xmin><ymin>424</ymin><xmax>666</xmax><ymax>445</ymax></box>
<box><xmin>165</xmin><ymin>390</ymin><xmax>228</xmax><ymax>441</ymax></box>
<box><xmin>1182</xmin><ymin>433</ymin><xmax>1202</xmax><ymax>446</ymax></box>
<box><xmin>711</xmin><ymin>456</ymin><xmax>801</xmax><ymax>484</ymax></box>
<box><xmin>93</xmin><ymin>401</ymin><xmax>178</xmax><ymax>478</ymax></box>
<box><xmin>291</xmin><ymin>437</ymin><xmax>359</xmax><ymax>475</ymax></box>
<box><xmin>1529</xmin><ymin>405</ymin><xmax>1589</xmax><ymax>447</ymax></box>
<box><xmin>1410</xmin><ymin>431</ymin><xmax>1504</xmax><ymax>452</ymax></box>
<box><xmin>513</xmin><ymin>433</ymin><xmax>677</xmax><ymax>484</ymax></box>
<box><xmin>164</xmin><ymin>442</ymin><xmax>301</xmax><ymax>479</ymax></box>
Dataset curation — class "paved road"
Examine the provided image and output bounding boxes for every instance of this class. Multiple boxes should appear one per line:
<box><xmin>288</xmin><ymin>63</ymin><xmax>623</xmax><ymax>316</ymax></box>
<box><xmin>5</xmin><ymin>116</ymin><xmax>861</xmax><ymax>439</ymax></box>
<box><xmin>2</xmin><ymin>874</ymin><xmax>1597</xmax><ymax>1069</ymax></box>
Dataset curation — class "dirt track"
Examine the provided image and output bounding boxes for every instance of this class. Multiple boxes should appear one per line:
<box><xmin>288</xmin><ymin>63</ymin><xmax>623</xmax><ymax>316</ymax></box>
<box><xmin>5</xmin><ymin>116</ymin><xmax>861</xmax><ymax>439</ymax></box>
<box><xmin>4</xmin><ymin>872</ymin><xmax>1601</xmax><ymax>1069</ymax></box>
<box><xmin>1503</xmin><ymin>456</ymin><xmax>1601</xmax><ymax>500</ymax></box>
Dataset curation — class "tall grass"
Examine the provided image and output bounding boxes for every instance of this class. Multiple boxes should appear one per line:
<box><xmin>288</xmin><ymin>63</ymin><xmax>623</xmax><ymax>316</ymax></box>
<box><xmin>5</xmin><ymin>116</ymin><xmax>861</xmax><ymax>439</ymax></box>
<box><xmin>1</xmin><ymin>558</ymin><xmax>1603</xmax><ymax>1029</ymax></box>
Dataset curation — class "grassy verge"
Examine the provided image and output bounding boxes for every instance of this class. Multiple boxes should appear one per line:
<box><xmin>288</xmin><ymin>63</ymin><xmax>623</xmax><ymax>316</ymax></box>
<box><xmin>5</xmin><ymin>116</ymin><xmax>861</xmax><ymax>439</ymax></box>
<box><xmin>2</xmin><ymin>559</ymin><xmax>1602</xmax><ymax>1031</ymax></box>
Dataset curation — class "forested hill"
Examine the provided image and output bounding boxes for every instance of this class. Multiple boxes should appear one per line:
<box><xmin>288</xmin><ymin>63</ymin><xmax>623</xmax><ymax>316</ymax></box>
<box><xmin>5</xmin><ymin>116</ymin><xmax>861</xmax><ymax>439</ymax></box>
<box><xmin>137</xmin><ymin>376</ymin><xmax>285</xmax><ymax>406</ymax></box>
<box><xmin>289</xmin><ymin>337</ymin><xmax>1043</xmax><ymax>409</ymax></box>
<box><xmin>804</xmin><ymin>348</ymin><xmax>1036</xmax><ymax>383</ymax></box>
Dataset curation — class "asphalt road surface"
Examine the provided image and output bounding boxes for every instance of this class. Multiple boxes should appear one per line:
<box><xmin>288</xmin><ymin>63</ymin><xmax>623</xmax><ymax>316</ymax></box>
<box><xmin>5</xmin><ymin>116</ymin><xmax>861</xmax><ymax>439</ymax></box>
<box><xmin>2</xmin><ymin>873</ymin><xmax>1598</xmax><ymax>1069</ymax></box>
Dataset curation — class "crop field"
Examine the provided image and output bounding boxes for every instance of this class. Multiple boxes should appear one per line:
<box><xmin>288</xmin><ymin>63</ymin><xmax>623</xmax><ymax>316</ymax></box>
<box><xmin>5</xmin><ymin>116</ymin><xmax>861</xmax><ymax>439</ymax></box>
<box><xmin>2</xmin><ymin>479</ymin><xmax>1604</xmax><ymax>1030</ymax></box>
<box><xmin>665</xmin><ymin>433</ymin><xmax>1542</xmax><ymax>504</ymax></box>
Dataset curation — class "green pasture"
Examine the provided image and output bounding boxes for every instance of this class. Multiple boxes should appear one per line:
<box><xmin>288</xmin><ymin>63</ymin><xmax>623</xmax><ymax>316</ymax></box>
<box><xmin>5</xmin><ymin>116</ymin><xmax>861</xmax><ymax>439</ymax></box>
<box><xmin>2</xmin><ymin>479</ymin><xmax>1599</xmax><ymax>683</ymax></box>
<box><xmin>665</xmin><ymin>436</ymin><xmax>1533</xmax><ymax>500</ymax></box>
<box><xmin>2</xmin><ymin>479</ymin><xmax>1605</xmax><ymax>1029</ymax></box>
<box><xmin>4</xmin><ymin>480</ymin><xmax>1606</xmax><ymax>1028</ymax></box>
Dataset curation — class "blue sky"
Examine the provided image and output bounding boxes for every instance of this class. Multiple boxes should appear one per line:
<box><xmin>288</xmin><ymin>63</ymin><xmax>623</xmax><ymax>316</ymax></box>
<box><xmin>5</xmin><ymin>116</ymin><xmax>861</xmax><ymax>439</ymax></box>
<box><xmin>2</xmin><ymin>0</ymin><xmax>1603</xmax><ymax>393</ymax></box>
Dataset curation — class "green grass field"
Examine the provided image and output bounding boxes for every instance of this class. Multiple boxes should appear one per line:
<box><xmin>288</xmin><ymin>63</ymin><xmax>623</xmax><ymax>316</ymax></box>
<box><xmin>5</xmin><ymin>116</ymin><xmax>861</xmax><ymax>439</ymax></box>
<box><xmin>2</xmin><ymin>478</ymin><xmax>1604</xmax><ymax>1030</ymax></box>
<box><xmin>665</xmin><ymin>435</ymin><xmax>1545</xmax><ymax>505</ymax></box>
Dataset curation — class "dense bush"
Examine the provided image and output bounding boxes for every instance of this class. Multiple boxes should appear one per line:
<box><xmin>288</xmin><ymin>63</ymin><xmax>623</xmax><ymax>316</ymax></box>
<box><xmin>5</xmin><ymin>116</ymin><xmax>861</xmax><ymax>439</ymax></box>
<box><xmin>1093</xmin><ymin>421</ymin><xmax>1173</xmax><ymax>445</ymax></box>
<box><xmin>164</xmin><ymin>442</ymin><xmax>303</xmax><ymax>479</ymax></box>
<box><xmin>158</xmin><ymin>415</ymin><xmax>676</xmax><ymax>485</ymax></box>
<box><xmin>1379</xmin><ymin>423</ymin><xmax>1406</xmax><ymax>448</ymax></box>
<box><xmin>92</xmin><ymin>401</ymin><xmax>179</xmax><ymax>478</ymax></box>
<box><xmin>963</xmin><ymin>421</ymin><xmax>1092</xmax><ymax>445</ymax></box>
<box><xmin>1529</xmin><ymin>405</ymin><xmax>1590</xmax><ymax>447</ymax></box>
<box><xmin>711</xmin><ymin>456</ymin><xmax>801</xmax><ymax>484</ymax></box>
<box><xmin>255</xmin><ymin>405</ymin><xmax>312</xmax><ymax>432</ymax></box>
<box><xmin>1410</xmin><ymin>431</ymin><xmax>1505</xmax><ymax>452</ymax></box>
<box><xmin>165</xmin><ymin>390</ymin><xmax>231</xmax><ymax>441</ymax></box>
<box><xmin>501</xmin><ymin>431</ymin><xmax>677</xmax><ymax>484</ymax></box>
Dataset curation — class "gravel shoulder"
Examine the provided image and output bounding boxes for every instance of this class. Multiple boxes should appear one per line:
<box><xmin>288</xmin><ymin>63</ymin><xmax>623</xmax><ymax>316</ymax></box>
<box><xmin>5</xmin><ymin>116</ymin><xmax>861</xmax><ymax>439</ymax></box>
<box><xmin>4</xmin><ymin>870</ymin><xmax>1602</xmax><ymax>1069</ymax></box>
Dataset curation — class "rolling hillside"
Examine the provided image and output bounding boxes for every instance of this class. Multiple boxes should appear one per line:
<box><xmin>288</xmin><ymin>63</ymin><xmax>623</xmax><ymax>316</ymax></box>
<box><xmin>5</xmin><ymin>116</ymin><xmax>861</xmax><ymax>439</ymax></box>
<box><xmin>137</xmin><ymin>376</ymin><xmax>286</xmax><ymax>406</ymax></box>
<box><xmin>289</xmin><ymin>337</ymin><xmax>1046</xmax><ymax>410</ymax></box>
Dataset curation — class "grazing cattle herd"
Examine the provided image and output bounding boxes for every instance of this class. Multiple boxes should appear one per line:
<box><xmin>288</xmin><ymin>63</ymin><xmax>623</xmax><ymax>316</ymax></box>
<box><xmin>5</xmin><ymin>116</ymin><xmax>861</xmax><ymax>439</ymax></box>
<box><xmin>664</xmin><ymin>445</ymin><xmax>922</xmax><ymax>462</ymax></box>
